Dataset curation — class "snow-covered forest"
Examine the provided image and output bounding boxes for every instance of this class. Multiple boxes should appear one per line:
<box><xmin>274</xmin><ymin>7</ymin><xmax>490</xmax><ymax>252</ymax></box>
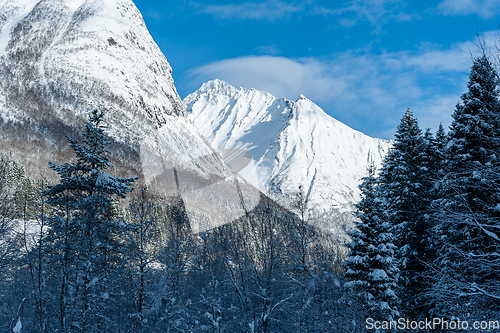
<box><xmin>345</xmin><ymin>54</ymin><xmax>500</xmax><ymax>329</ymax></box>
<box><xmin>1</xmin><ymin>52</ymin><xmax>500</xmax><ymax>332</ymax></box>
<box><xmin>0</xmin><ymin>111</ymin><xmax>352</xmax><ymax>332</ymax></box>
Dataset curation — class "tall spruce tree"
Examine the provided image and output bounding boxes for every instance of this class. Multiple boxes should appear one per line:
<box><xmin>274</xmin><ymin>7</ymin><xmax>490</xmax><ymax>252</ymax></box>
<box><xmin>344</xmin><ymin>162</ymin><xmax>399</xmax><ymax>321</ymax></box>
<box><xmin>378</xmin><ymin>108</ymin><xmax>434</xmax><ymax>319</ymax></box>
<box><xmin>422</xmin><ymin>128</ymin><xmax>440</xmax><ymax>182</ymax></box>
<box><xmin>432</xmin><ymin>55</ymin><xmax>500</xmax><ymax>318</ymax></box>
<box><xmin>435</xmin><ymin>123</ymin><xmax>448</xmax><ymax>163</ymax></box>
<box><xmin>43</xmin><ymin>110</ymin><xmax>136</xmax><ymax>333</ymax></box>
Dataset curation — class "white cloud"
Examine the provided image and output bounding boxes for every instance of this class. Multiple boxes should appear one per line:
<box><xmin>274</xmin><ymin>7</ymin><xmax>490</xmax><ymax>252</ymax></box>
<box><xmin>189</xmin><ymin>56</ymin><xmax>336</xmax><ymax>100</ymax></box>
<box><xmin>187</xmin><ymin>32</ymin><xmax>499</xmax><ymax>139</ymax></box>
<box><xmin>394</xmin><ymin>11</ymin><xmax>420</xmax><ymax>22</ymax></box>
<box><xmin>403</xmin><ymin>48</ymin><xmax>472</xmax><ymax>72</ymax></box>
<box><xmin>437</xmin><ymin>0</ymin><xmax>500</xmax><ymax>19</ymax></box>
<box><xmin>411</xmin><ymin>95</ymin><xmax>458</xmax><ymax>131</ymax></box>
<box><xmin>189</xmin><ymin>55</ymin><xmax>353</xmax><ymax>103</ymax></box>
<box><xmin>198</xmin><ymin>0</ymin><xmax>416</xmax><ymax>28</ymax></box>
<box><xmin>144</xmin><ymin>10</ymin><xmax>163</xmax><ymax>21</ymax></box>
<box><xmin>402</xmin><ymin>31</ymin><xmax>499</xmax><ymax>71</ymax></box>
<box><xmin>347</xmin><ymin>0</ymin><xmax>402</xmax><ymax>23</ymax></box>
<box><xmin>313</xmin><ymin>0</ymin><xmax>416</xmax><ymax>31</ymax></box>
<box><xmin>200</xmin><ymin>0</ymin><xmax>303</xmax><ymax>21</ymax></box>
<box><xmin>253</xmin><ymin>44</ymin><xmax>281</xmax><ymax>55</ymax></box>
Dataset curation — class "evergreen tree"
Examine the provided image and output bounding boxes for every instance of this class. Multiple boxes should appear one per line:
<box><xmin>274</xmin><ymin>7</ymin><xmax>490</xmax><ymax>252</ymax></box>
<box><xmin>432</xmin><ymin>55</ymin><xmax>500</xmax><ymax>318</ymax></box>
<box><xmin>435</xmin><ymin>123</ymin><xmax>448</xmax><ymax>162</ymax></box>
<box><xmin>446</xmin><ymin>56</ymin><xmax>500</xmax><ymax>169</ymax></box>
<box><xmin>344</xmin><ymin>162</ymin><xmax>399</xmax><ymax>321</ymax></box>
<box><xmin>43</xmin><ymin>110</ymin><xmax>136</xmax><ymax>332</ymax></box>
<box><xmin>378</xmin><ymin>108</ymin><xmax>434</xmax><ymax>319</ymax></box>
<box><xmin>422</xmin><ymin>128</ymin><xmax>441</xmax><ymax>181</ymax></box>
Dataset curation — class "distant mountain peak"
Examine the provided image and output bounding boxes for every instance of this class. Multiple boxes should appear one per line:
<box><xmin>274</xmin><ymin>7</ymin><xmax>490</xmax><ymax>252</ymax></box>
<box><xmin>200</xmin><ymin>78</ymin><xmax>235</xmax><ymax>92</ymax></box>
<box><xmin>296</xmin><ymin>94</ymin><xmax>309</xmax><ymax>102</ymax></box>
<box><xmin>184</xmin><ymin>81</ymin><xmax>392</xmax><ymax>233</ymax></box>
<box><xmin>197</xmin><ymin>79</ymin><xmax>279</xmax><ymax>101</ymax></box>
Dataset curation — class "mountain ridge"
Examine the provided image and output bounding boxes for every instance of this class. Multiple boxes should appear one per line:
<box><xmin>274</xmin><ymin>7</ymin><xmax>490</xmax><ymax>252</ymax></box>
<box><xmin>185</xmin><ymin>79</ymin><xmax>392</xmax><ymax>231</ymax></box>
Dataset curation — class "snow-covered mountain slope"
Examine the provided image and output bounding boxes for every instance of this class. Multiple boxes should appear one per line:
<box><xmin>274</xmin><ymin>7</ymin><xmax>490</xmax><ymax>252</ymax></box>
<box><xmin>185</xmin><ymin>80</ymin><xmax>392</xmax><ymax>228</ymax></box>
<box><xmin>0</xmin><ymin>0</ymin><xmax>185</xmax><ymax>134</ymax></box>
<box><xmin>0</xmin><ymin>0</ymin><xmax>261</xmax><ymax>231</ymax></box>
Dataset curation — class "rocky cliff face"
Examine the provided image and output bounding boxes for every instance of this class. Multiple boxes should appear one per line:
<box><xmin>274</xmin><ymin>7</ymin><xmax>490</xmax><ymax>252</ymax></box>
<box><xmin>0</xmin><ymin>0</ymin><xmax>184</xmax><ymax>132</ymax></box>
<box><xmin>185</xmin><ymin>79</ymin><xmax>392</xmax><ymax>233</ymax></box>
<box><xmin>0</xmin><ymin>0</ymin><xmax>261</xmax><ymax>231</ymax></box>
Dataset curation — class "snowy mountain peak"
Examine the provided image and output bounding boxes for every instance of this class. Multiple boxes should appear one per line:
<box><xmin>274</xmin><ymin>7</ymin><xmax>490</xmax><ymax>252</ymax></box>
<box><xmin>296</xmin><ymin>94</ymin><xmax>308</xmax><ymax>102</ymax></box>
<box><xmin>0</xmin><ymin>0</ymin><xmax>262</xmax><ymax>231</ymax></box>
<box><xmin>185</xmin><ymin>81</ymin><xmax>392</xmax><ymax>230</ymax></box>
<box><xmin>199</xmin><ymin>79</ymin><xmax>238</xmax><ymax>94</ymax></box>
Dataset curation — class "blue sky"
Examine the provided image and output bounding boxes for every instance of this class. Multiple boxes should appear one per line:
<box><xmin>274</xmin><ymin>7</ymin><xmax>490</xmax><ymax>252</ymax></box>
<box><xmin>131</xmin><ymin>0</ymin><xmax>500</xmax><ymax>139</ymax></box>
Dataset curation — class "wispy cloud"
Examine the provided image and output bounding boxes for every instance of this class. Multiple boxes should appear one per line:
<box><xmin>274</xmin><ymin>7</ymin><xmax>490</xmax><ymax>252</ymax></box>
<box><xmin>437</xmin><ymin>0</ymin><xmax>500</xmax><ymax>19</ymax></box>
<box><xmin>144</xmin><ymin>10</ymin><xmax>164</xmax><ymax>21</ymax></box>
<box><xmin>200</xmin><ymin>0</ymin><xmax>303</xmax><ymax>21</ymax></box>
<box><xmin>187</xmin><ymin>32</ymin><xmax>499</xmax><ymax>139</ymax></box>
<box><xmin>345</xmin><ymin>0</ymin><xmax>403</xmax><ymax>24</ymax></box>
<box><xmin>394</xmin><ymin>11</ymin><xmax>419</xmax><ymax>22</ymax></box>
<box><xmin>197</xmin><ymin>0</ymin><xmax>417</xmax><ymax>28</ymax></box>
<box><xmin>253</xmin><ymin>44</ymin><xmax>281</xmax><ymax>55</ymax></box>
<box><xmin>402</xmin><ymin>31</ymin><xmax>499</xmax><ymax>71</ymax></box>
<box><xmin>313</xmin><ymin>0</ymin><xmax>418</xmax><ymax>31</ymax></box>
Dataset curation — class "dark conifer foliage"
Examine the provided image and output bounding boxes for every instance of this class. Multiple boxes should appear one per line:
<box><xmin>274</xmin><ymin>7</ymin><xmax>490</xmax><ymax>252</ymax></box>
<box><xmin>343</xmin><ymin>54</ymin><xmax>500</xmax><ymax>326</ymax></box>
<box><xmin>0</xmin><ymin>153</ymin><xmax>24</xmax><ymax>272</ymax></box>
<box><xmin>432</xmin><ymin>55</ymin><xmax>500</xmax><ymax>318</ymax></box>
<box><xmin>344</xmin><ymin>162</ymin><xmax>399</xmax><ymax>321</ymax></box>
<box><xmin>378</xmin><ymin>108</ymin><xmax>435</xmax><ymax>319</ymax></box>
<box><xmin>43</xmin><ymin>110</ymin><xmax>137</xmax><ymax>332</ymax></box>
<box><xmin>446</xmin><ymin>56</ymin><xmax>500</xmax><ymax>169</ymax></box>
<box><xmin>435</xmin><ymin>123</ymin><xmax>448</xmax><ymax>161</ymax></box>
<box><xmin>345</xmin><ymin>108</ymin><xmax>443</xmax><ymax>322</ymax></box>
